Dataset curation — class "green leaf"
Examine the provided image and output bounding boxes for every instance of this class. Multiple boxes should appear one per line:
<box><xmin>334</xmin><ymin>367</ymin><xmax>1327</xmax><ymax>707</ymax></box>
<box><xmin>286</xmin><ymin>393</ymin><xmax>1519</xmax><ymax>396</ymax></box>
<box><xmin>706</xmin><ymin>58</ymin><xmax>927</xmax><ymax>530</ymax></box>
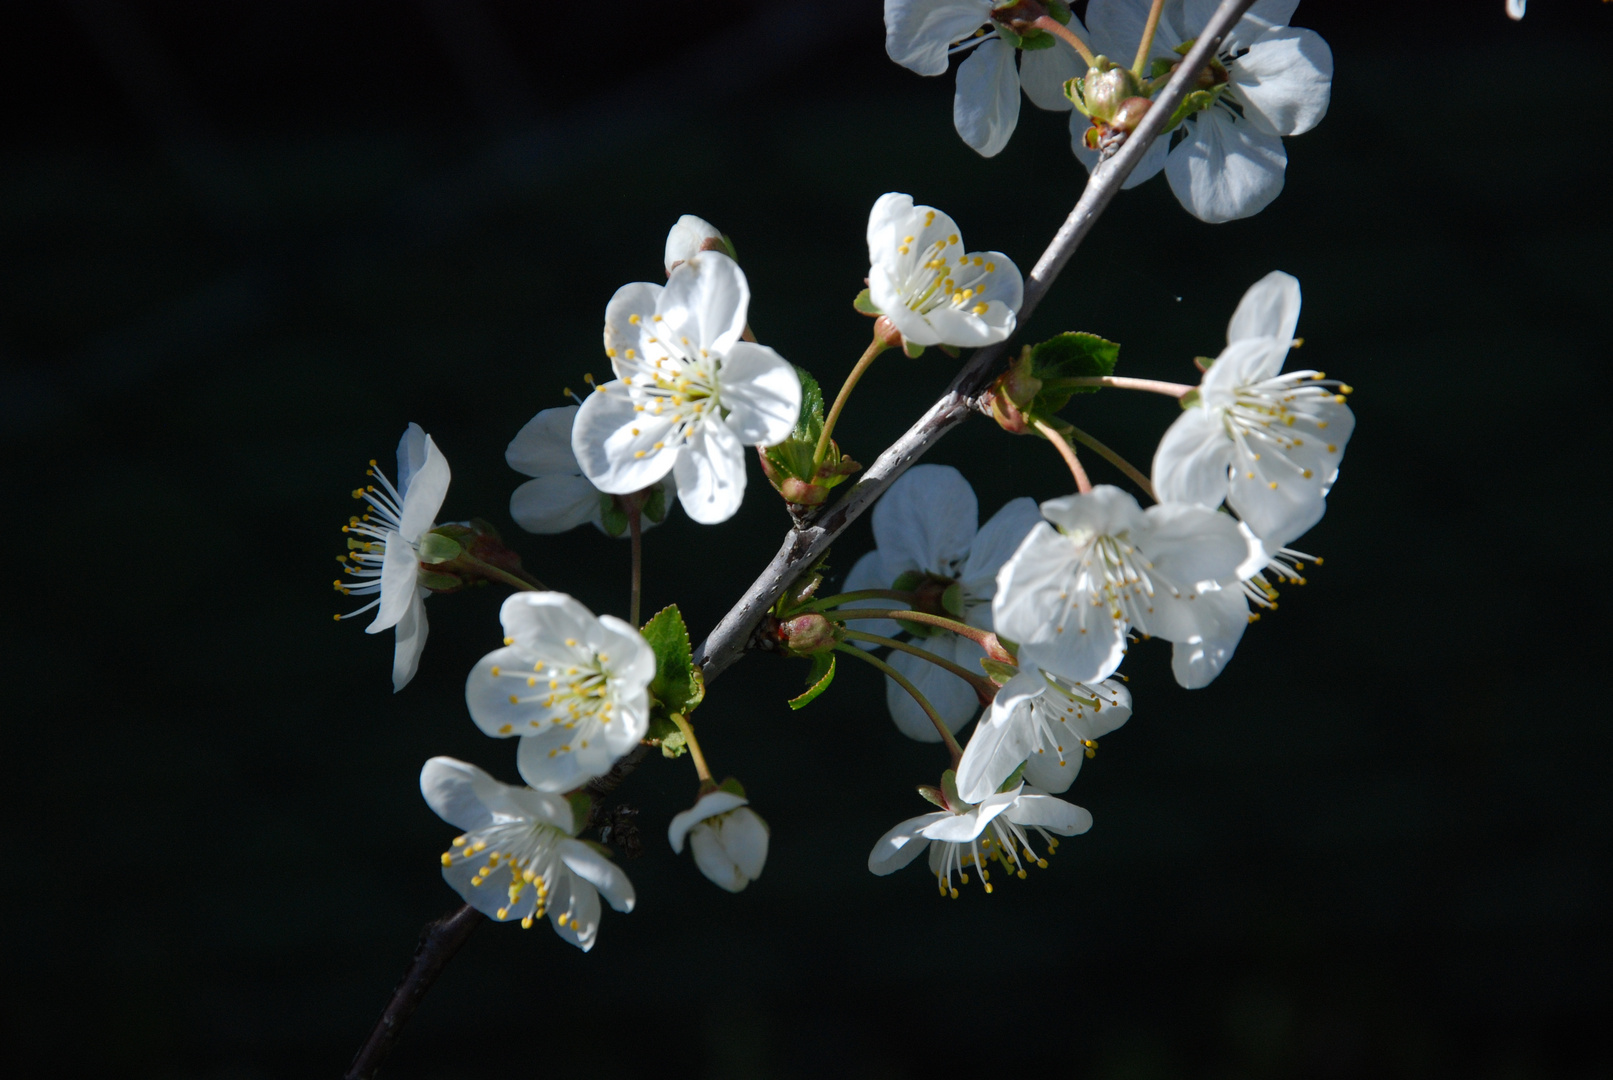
<box><xmin>640</xmin><ymin>604</ymin><xmax>705</xmax><ymax>717</ymax></box>
<box><xmin>853</xmin><ymin>288</ymin><xmax>883</xmax><ymax>316</ymax></box>
<box><xmin>1029</xmin><ymin>332</ymin><xmax>1121</xmax><ymax>415</ymax></box>
<box><xmin>761</xmin><ymin>366</ymin><xmax>826</xmax><ymax>484</ymax></box>
<box><xmin>788</xmin><ymin>653</ymin><xmax>836</xmax><ymax>710</ymax></box>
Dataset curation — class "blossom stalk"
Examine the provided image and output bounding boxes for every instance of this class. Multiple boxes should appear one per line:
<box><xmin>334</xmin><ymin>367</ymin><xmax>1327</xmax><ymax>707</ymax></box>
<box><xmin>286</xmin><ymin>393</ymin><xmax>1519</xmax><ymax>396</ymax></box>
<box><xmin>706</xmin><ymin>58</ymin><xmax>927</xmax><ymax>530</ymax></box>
<box><xmin>840</xmin><ymin>629</ymin><xmax>999</xmax><ymax>703</ymax></box>
<box><xmin>1030</xmin><ymin>14</ymin><xmax>1097</xmax><ymax>67</ymax></box>
<box><xmin>1132</xmin><ymin>0</ymin><xmax>1166</xmax><ymax>75</ymax></box>
<box><xmin>814</xmin><ymin>336</ymin><xmax>891</xmax><ymax>470</ymax></box>
<box><xmin>1033</xmin><ymin>419</ymin><xmax>1092</xmax><ymax>494</ymax></box>
<box><xmin>670</xmin><ymin>713</ymin><xmax>712</xmax><ymax>783</ymax></box>
<box><xmin>835</xmin><ymin>609</ymin><xmax>1002</xmax><ymax>652</ymax></box>
<box><xmin>1066</xmin><ymin>423</ymin><xmax>1155</xmax><ymax>500</ymax></box>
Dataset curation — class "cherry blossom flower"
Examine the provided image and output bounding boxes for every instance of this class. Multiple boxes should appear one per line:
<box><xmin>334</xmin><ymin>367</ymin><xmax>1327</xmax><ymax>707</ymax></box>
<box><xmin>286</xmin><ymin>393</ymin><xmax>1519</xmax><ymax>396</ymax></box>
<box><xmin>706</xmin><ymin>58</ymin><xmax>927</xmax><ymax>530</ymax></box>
<box><xmin>465</xmin><ymin>592</ymin><xmax>654</xmax><ymax>793</ymax></box>
<box><xmin>506</xmin><ymin>405</ymin><xmax>673</xmax><ymax>536</ymax></box>
<box><xmin>572</xmin><ymin>251</ymin><xmax>801</xmax><ymax>525</ymax></box>
<box><xmin>884</xmin><ymin>0</ymin><xmax>1088</xmax><ymax>156</ymax></box>
<box><xmin>1075</xmin><ymin>0</ymin><xmax>1333</xmax><ymax>222</ymax></box>
<box><xmin>667</xmin><ymin>788</ymin><xmax>770</xmax><ymax>893</ymax></box>
<box><xmin>992</xmin><ymin>485</ymin><xmax>1247</xmax><ymax>686</ymax></box>
<box><xmin>868</xmin><ymin>780</ymin><xmax>1092</xmax><ymax>896</ymax></box>
<box><xmin>1150</xmin><ymin>271</ymin><xmax>1354</xmax><ymax>550</ymax></box>
<box><xmin>843</xmin><ymin>464</ymin><xmax>1042</xmax><ymax>741</ymax></box>
<box><xmin>957</xmin><ymin>662</ymin><xmax>1132</xmax><ymax>803</ymax></box>
<box><xmin>866</xmin><ymin>193</ymin><xmax>1024</xmax><ymax>348</ymax></box>
<box><xmin>422</xmin><ymin>757</ymin><xmax>634</xmax><ymax>952</ymax></box>
<box><xmin>334</xmin><ymin>422</ymin><xmax>450</xmax><ymax>692</ymax></box>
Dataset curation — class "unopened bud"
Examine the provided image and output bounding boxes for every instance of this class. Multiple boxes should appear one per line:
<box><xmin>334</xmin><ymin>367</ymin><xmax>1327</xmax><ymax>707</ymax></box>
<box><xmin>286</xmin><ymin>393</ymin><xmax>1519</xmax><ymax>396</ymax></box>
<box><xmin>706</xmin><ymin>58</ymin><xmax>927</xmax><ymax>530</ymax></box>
<box><xmin>987</xmin><ymin>347</ymin><xmax>1042</xmax><ymax>435</ymax></box>
<box><xmin>777</xmin><ymin>613</ymin><xmax>838</xmax><ymax>655</ymax></box>
<box><xmin>1081</xmin><ymin>59</ymin><xmax>1144</xmax><ymax>123</ymax></box>
<box><xmin>664</xmin><ymin>214</ymin><xmax>732</xmax><ymax>276</ymax></box>
<box><xmin>1111</xmin><ymin>96</ymin><xmax>1152</xmax><ymax>132</ymax></box>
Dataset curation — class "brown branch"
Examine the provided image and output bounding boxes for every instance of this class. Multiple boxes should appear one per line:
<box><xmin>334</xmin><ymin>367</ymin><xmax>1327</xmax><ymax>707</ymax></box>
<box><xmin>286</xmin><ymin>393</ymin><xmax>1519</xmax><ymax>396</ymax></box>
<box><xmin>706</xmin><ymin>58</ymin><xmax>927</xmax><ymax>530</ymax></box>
<box><xmin>692</xmin><ymin>0</ymin><xmax>1258</xmax><ymax>683</ymax></box>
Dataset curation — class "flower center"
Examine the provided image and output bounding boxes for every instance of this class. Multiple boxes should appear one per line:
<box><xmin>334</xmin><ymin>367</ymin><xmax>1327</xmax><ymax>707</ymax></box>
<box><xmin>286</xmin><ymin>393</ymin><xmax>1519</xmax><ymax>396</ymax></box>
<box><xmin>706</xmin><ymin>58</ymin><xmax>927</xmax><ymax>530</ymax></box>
<box><xmin>1053</xmin><ymin>528</ymin><xmax>1183</xmax><ymax>638</ymax></box>
<box><xmin>1029</xmin><ymin>674</ymin><xmax>1112</xmax><ymax>769</ymax></box>
<box><xmin>932</xmin><ymin>815</ymin><xmax>1058</xmax><ymax>899</ymax></box>
<box><xmin>1219</xmin><ymin>371</ymin><xmax>1351</xmax><ymax>490</ymax></box>
<box><xmin>489</xmin><ymin>643</ymin><xmax>622</xmax><ymax>755</ymax></box>
<box><xmin>442</xmin><ymin>822</ymin><xmax>573</xmax><ymax>929</ymax></box>
<box><xmin>894</xmin><ymin>232</ymin><xmax>998</xmax><ymax>319</ymax></box>
<box><xmin>611</xmin><ymin>320</ymin><xmax>724</xmax><ymax>455</ymax></box>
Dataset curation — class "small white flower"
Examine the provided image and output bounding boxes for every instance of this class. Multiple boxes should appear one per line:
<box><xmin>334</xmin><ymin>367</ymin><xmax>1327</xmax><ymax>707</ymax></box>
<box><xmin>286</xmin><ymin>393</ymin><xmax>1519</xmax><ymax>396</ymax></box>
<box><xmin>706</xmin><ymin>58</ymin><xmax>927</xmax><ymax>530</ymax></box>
<box><xmin>956</xmin><ymin>662</ymin><xmax>1131</xmax><ymax>803</ymax></box>
<box><xmin>1076</xmin><ymin>0</ymin><xmax>1333</xmax><ymax>222</ymax></box>
<box><xmin>506</xmin><ymin>405</ymin><xmax>674</xmax><ymax>536</ymax></box>
<box><xmin>572</xmin><ymin>251</ymin><xmax>801</xmax><ymax>525</ymax></box>
<box><xmin>866</xmin><ymin>193</ymin><xmax>1024</xmax><ymax>348</ymax></box>
<box><xmin>884</xmin><ymin>0</ymin><xmax>1088</xmax><ymax>156</ymax></box>
<box><xmin>667</xmin><ymin>789</ymin><xmax>770</xmax><ymax>893</ymax></box>
<box><xmin>465</xmin><ymin>592</ymin><xmax>655</xmax><ymax>793</ymax></box>
<box><xmin>843</xmin><ymin>464</ymin><xmax>1042</xmax><ymax>741</ymax></box>
<box><xmin>335</xmin><ymin>422</ymin><xmax>450</xmax><ymax>692</ymax></box>
<box><xmin>422</xmin><ymin>757</ymin><xmax>634</xmax><ymax>952</ymax></box>
<box><xmin>663</xmin><ymin>214</ymin><xmax>726</xmax><ymax>275</ymax></box>
<box><xmin>1150</xmin><ymin>271</ymin><xmax>1354</xmax><ymax>550</ymax></box>
<box><xmin>1507</xmin><ymin>0</ymin><xmax>1526</xmax><ymax>19</ymax></box>
<box><xmin>868</xmin><ymin>782</ymin><xmax>1092</xmax><ymax>896</ymax></box>
<box><xmin>992</xmin><ymin>485</ymin><xmax>1248</xmax><ymax>687</ymax></box>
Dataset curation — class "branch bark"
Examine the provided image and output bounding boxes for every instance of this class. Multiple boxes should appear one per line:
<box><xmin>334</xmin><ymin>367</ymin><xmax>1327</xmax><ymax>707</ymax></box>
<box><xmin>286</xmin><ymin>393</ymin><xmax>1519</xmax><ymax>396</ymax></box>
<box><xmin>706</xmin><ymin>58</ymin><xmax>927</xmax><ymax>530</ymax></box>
<box><xmin>693</xmin><ymin>0</ymin><xmax>1258</xmax><ymax>682</ymax></box>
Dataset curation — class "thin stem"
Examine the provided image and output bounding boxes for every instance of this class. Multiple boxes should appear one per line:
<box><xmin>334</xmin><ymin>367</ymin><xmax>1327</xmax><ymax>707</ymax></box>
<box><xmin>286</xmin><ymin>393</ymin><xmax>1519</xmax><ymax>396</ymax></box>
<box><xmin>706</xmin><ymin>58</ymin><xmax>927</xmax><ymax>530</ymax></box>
<box><xmin>1066</xmin><ymin>424</ymin><xmax>1155</xmax><ymax>500</ymax></box>
<box><xmin>1045</xmin><ymin>374</ymin><xmax>1195</xmax><ymax>397</ymax></box>
<box><xmin>813</xmin><ymin>336</ymin><xmax>889</xmax><ymax>470</ymax></box>
<box><xmin>833</xmin><ymin>609</ymin><xmax>997</xmax><ymax>650</ymax></box>
<box><xmin>1033</xmin><ymin>420</ymin><xmax>1093</xmax><ymax>494</ymax></box>
<box><xmin>344</xmin><ymin>904</ymin><xmax>484</xmax><ymax>1080</ymax></box>
<box><xmin>841</xmin><ymin>629</ymin><xmax>998</xmax><ymax>703</ymax></box>
<box><xmin>1132</xmin><ymin>0</ymin><xmax>1166</xmax><ymax>76</ymax></box>
<box><xmin>1031</xmin><ymin>14</ymin><xmax>1097</xmax><ymax>68</ymax></box>
<box><xmin>460</xmin><ymin>554</ymin><xmax>544</xmax><ymax>592</ymax></box>
<box><xmin>805</xmin><ymin>588</ymin><xmax>918</xmax><ymax>611</ymax></box>
<box><xmin>627</xmin><ymin>500</ymin><xmax>643</xmax><ymax>628</ymax></box>
<box><xmin>670</xmin><ymin>713</ymin><xmax>712</xmax><ymax>783</ymax></box>
<box><xmin>835</xmin><ymin>644</ymin><xmax>964</xmax><ymax>764</ymax></box>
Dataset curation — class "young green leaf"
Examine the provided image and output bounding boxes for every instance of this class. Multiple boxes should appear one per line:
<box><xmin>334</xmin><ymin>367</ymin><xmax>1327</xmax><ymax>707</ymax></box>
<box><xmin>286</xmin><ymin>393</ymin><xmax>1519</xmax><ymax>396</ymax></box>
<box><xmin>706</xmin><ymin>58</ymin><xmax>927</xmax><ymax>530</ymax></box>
<box><xmin>1030</xmin><ymin>332</ymin><xmax>1121</xmax><ymax>415</ymax></box>
<box><xmin>788</xmin><ymin>653</ymin><xmax>836</xmax><ymax>710</ymax></box>
<box><xmin>640</xmin><ymin>604</ymin><xmax>705</xmax><ymax>717</ymax></box>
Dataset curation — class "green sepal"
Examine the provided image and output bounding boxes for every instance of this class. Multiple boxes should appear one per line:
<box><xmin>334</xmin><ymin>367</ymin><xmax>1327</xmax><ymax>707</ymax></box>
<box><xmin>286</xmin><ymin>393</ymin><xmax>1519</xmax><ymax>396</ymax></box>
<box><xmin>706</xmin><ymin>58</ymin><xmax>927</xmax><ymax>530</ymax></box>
<box><xmin>1028</xmin><ymin>332</ymin><xmax>1121</xmax><ymax>415</ymax></box>
<box><xmin>654</xmin><ymin>723</ymin><xmax>688</xmax><ymax>759</ymax></box>
<box><xmin>1065</xmin><ymin>75</ymin><xmax>1091</xmax><ymax>118</ymax></box>
<box><xmin>853</xmin><ymin>288</ymin><xmax>883</xmax><ymax>316</ymax></box>
<box><xmin>980</xmin><ymin>657</ymin><xmax>1020</xmax><ymax>684</ymax></box>
<box><xmin>1019</xmin><ymin>28</ymin><xmax>1055</xmax><ymax>50</ymax></box>
<box><xmin>1167</xmin><ymin>87</ymin><xmax>1222</xmax><ymax>131</ymax></box>
<box><xmin>1179</xmin><ymin>388</ymin><xmax>1201</xmax><ymax>409</ymax></box>
<box><xmin>941</xmin><ymin>583</ymin><xmax>965</xmax><ymax>618</ymax></box>
<box><xmin>902</xmin><ymin>339</ymin><xmax>926</xmax><ymax>359</ymax></box>
<box><xmin>940</xmin><ymin>770</ymin><xmax>965</xmax><ymax>811</ymax></box>
<box><xmin>917</xmin><ymin>784</ymin><xmax>947</xmax><ymax>809</ymax></box>
<box><xmin>994</xmin><ymin>22</ymin><xmax>1024</xmax><ymax>49</ymax></box>
<box><xmin>599</xmin><ymin>493</ymin><xmax>629</xmax><ymax>537</ymax></box>
<box><xmin>759</xmin><ymin>366</ymin><xmax>858</xmax><ymax>501</ymax></box>
<box><xmin>716</xmin><ymin>776</ymin><xmax>748</xmax><ymax>799</ymax></box>
<box><xmin>938</xmin><ymin>344</ymin><xmax>960</xmax><ymax>358</ymax></box>
<box><xmin>416</xmin><ymin>570</ymin><xmax>463</xmax><ymax>591</ymax></box>
<box><xmin>1046</xmin><ymin>0</ymin><xmax>1073</xmax><ymax>25</ymax></box>
<box><xmin>1149</xmin><ymin>57</ymin><xmax>1175</xmax><ymax>79</ymax></box>
<box><xmin>640</xmin><ymin>604</ymin><xmax>705</xmax><ymax>718</ymax></box>
<box><xmin>641</xmin><ymin>483</ymin><xmax>669</xmax><ymax>525</ymax></box>
<box><xmin>567</xmin><ymin>792</ymin><xmax>593</xmax><ymax>833</ymax></box>
<box><xmin>788</xmin><ymin>653</ymin><xmax>836</xmax><ymax>711</ymax></box>
<box><xmin>889</xmin><ymin>570</ymin><xmax>942</xmax><ymax>638</ymax></box>
<box><xmin>417</xmin><ymin>531</ymin><xmax>462</xmax><ymax>564</ymax></box>
<box><xmin>998</xmin><ymin>763</ymin><xmax>1027</xmax><ymax>793</ymax></box>
<box><xmin>1173</xmin><ymin>39</ymin><xmax>1196</xmax><ymax>56</ymax></box>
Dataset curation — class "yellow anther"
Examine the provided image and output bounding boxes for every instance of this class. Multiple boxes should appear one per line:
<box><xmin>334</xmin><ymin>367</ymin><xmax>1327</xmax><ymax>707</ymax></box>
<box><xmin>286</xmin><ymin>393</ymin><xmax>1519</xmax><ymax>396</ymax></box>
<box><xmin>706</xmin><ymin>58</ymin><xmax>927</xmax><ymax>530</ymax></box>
<box><xmin>499</xmin><ymin>724</ymin><xmax>512</xmax><ymax>734</ymax></box>
<box><xmin>948</xmin><ymin>887</ymin><xmax>959</xmax><ymax>899</ymax></box>
<box><xmin>1327</xmin><ymin>444</ymin><xmax>1337</xmax><ymax>452</ymax></box>
<box><xmin>490</xmin><ymin>665</ymin><xmax>501</xmax><ymax>677</ymax></box>
<box><xmin>527</xmin><ymin>676</ymin><xmax>537</xmax><ymax>686</ymax></box>
<box><xmin>503</xmin><ymin>637</ymin><xmax>513</xmax><ymax>645</ymax></box>
<box><xmin>521</xmin><ymin>916</ymin><xmax>534</xmax><ymax>929</ymax></box>
<box><xmin>652</xmin><ymin>313</ymin><xmax>663</xmax><ymax>322</ymax></box>
<box><xmin>898</xmin><ymin>245</ymin><xmax>909</xmax><ymax>255</ymax></box>
<box><xmin>984</xmin><ymin>882</ymin><xmax>994</xmax><ymax>894</ymax></box>
<box><xmin>1017</xmin><ymin>869</ymin><xmax>1027</xmax><ymax>879</ymax></box>
<box><xmin>509</xmin><ymin>695</ymin><xmax>519</xmax><ymax>705</ymax></box>
<box><xmin>452</xmin><ymin>836</ymin><xmax>466</xmax><ymax>846</ymax></box>
<box><xmin>605</xmin><ymin>348</ymin><xmax>616</xmax><ymax>358</ymax></box>
<box><xmin>441</xmin><ymin>852</ymin><xmax>452</xmax><ymax>866</ymax></box>
<box><xmin>625</xmin><ymin>348</ymin><xmax>636</xmax><ymax>359</ymax></box>
<box><xmin>924</xmin><ymin>210</ymin><xmax>935</xmax><ymax>225</ymax></box>
<box><xmin>496</xmin><ymin>907</ymin><xmax>509</xmax><ymax>919</ymax></box>
<box><xmin>973</xmin><ymin>256</ymin><xmax>983</xmax><ymax>266</ymax></box>
<box><xmin>947</xmin><ymin>234</ymin><xmax>958</xmax><ymax>244</ymax></box>
<box><xmin>628</xmin><ymin>314</ymin><xmax>640</xmax><ymax>324</ymax></box>
<box><xmin>1302</xmin><ymin>469</ymin><xmax>1314</xmax><ymax>479</ymax></box>
<box><xmin>1269</xmin><ymin>481</ymin><xmax>1279</xmax><ymax>489</ymax></box>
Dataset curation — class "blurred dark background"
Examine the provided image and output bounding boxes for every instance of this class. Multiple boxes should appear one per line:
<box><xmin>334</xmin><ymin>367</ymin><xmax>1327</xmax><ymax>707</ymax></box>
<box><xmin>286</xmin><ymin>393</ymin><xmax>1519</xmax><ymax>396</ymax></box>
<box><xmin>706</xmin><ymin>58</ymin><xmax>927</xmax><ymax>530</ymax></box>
<box><xmin>3</xmin><ymin>1</ymin><xmax>1609</xmax><ymax>1077</ymax></box>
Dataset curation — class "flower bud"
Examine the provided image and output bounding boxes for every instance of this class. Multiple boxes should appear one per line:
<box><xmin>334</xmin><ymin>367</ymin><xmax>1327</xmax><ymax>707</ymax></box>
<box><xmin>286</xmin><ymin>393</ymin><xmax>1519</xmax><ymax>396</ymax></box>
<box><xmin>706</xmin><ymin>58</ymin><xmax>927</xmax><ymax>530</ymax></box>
<box><xmin>777</xmin><ymin>612</ymin><xmax>837</xmax><ymax>656</ymax></box>
<box><xmin>1111</xmin><ymin>96</ymin><xmax>1152</xmax><ymax>132</ymax></box>
<box><xmin>988</xmin><ymin>347</ymin><xmax>1042</xmax><ymax>435</ymax></box>
<box><xmin>1081</xmin><ymin>59</ymin><xmax>1144</xmax><ymax>123</ymax></box>
<box><xmin>668</xmin><ymin>784</ymin><xmax>769</xmax><ymax>894</ymax></box>
<box><xmin>663</xmin><ymin>214</ymin><xmax>732</xmax><ymax>276</ymax></box>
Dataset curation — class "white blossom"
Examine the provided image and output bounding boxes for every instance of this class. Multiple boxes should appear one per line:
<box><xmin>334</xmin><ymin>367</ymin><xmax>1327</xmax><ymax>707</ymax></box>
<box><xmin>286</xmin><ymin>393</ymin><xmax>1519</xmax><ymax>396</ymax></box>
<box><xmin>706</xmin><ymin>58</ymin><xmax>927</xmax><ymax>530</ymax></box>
<box><xmin>866</xmin><ymin>193</ymin><xmax>1024</xmax><ymax>348</ymax></box>
<box><xmin>868</xmin><ymin>782</ymin><xmax>1092</xmax><ymax>896</ymax></box>
<box><xmin>334</xmin><ymin>422</ymin><xmax>450</xmax><ymax>692</ymax></box>
<box><xmin>1507</xmin><ymin>0</ymin><xmax>1526</xmax><ymax>19</ymax></box>
<box><xmin>506</xmin><ymin>405</ymin><xmax>673</xmax><ymax>536</ymax></box>
<box><xmin>422</xmin><ymin>757</ymin><xmax>634</xmax><ymax>952</ymax></box>
<box><xmin>1151</xmin><ymin>271</ymin><xmax>1354</xmax><ymax>550</ymax></box>
<box><xmin>884</xmin><ymin>0</ymin><xmax>1088</xmax><ymax>156</ymax></box>
<box><xmin>663</xmin><ymin>214</ymin><xmax>726</xmax><ymax>275</ymax></box>
<box><xmin>572</xmin><ymin>251</ymin><xmax>801</xmax><ymax>525</ymax></box>
<box><xmin>1076</xmin><ymin>0</ymin><xmax>1333</xmax><ymax>222</ymax></box>
<box><xmin>465</xmin><ymin>592</ymin><xmax>655</xmax><ymax>793</ymax></box>
<box><xmin>992</xmin><ymin>485</ymin><xmax>1248</xmax><ymax>687</ymax></box>
<box><xmin>667</xmin><ymin>789</ymin><xmax>770</xmax><ymax>893</ymax></box>
<box><xmin>843</xmin><ymin>464</ymin><xmax>1042</xmax><ymax>741</ymax></box>
<box><xmin>957</xmin><ymin>662</ymin><xmax>1131</xmax><ymax>803</ymax></box>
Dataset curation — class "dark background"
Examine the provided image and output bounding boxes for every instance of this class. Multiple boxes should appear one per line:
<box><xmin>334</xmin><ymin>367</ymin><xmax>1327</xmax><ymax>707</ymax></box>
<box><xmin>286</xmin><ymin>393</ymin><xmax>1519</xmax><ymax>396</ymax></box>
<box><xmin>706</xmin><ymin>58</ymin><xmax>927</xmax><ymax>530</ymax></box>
<box><xmin>4</xmin><ymin>1</ymin><xmax>1609</xmax><ymax>1077</ymax></box>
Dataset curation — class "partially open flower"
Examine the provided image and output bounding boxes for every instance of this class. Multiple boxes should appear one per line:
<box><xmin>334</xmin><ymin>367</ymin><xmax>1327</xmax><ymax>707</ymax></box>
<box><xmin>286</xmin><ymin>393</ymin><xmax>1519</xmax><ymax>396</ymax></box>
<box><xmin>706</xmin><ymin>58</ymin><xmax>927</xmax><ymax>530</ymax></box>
<box><xmin>668</xmin><ymin>787</ymin><xmax>770</xmax><ymax>893</ymax></box>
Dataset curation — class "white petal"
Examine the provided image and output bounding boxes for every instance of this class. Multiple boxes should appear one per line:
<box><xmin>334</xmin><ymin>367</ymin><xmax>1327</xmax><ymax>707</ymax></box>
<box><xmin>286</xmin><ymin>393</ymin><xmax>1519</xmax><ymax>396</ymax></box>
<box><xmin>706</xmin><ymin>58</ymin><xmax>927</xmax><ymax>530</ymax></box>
<box><xmin>1227</xmin><ymin>269</ymin><xmax>1302</xmax><ymax>346</ymax></box>
<box><xmin>395</xmin><ymin>422</ymin><xmax>430</xmax><ymax>494</ymax></box>
<box><xmin>603</xmin><ymin>282</ymin><xmax>663</xmax><ymax>376</ymax></box>
<box><xmin>954</xmin><ymin>38</ymin><xmax>1020</xmax><ymax>157</ymax></box>
<box><xmin>660</xmin><ymin>251</ymin><xmax>749</xmax><ymax>357</ymax></box>
<box><xmin>994</xmin><ymin>523</ymin><xmax>1127</xmax><ymax>684</ymax></box>
<box><xmin>868</xmin><ymin>812</ymin><xmax>944</xmax><ymax>874</ymax></box>
<box><xmin>366</xmin><ymin>534</ymin><xmax>419</xmax><ymax>634</ymax></box>
<box><xmin>1508</xmin><ymin>0</ymin><xmax>1526</xmax><ymax>19</ymax></box>
<box><xmin>560</xmin><ymin>839</ymin><xmax>636</xmax><ymax>913</ymax></box>
<box><xmin>885</xmin><ymin>644</ymin><xmax>979</xmax><ymax>743</ymax></box>
<box><xmin>667</xmin><ymin>790</ymin><xmax>749</xmax><ymax>853</ymax></box>
<box><xmin>921</xmin><ymin>784</ymin><xmax>1020</xmax><ymax>841</ymax></box>
<box><xmin>509</xmin><ymin>475</ymin><xmax>602</xmax><ymax>535</ymax></box>
<box><xmin>498</xmin><ymin>590</ymin><xmax>605</xmax><ymax>654</ymax></box>
<box><xmin>673</xmin><ymin>418</ymin><xmax>746</xmax><ymax>524</ymax></box>
<box><xmin>1087</xmin><ymin>0</ymin><xmax>1181</xmax><ymax>60</ymax></box>
<box><xmin>956</xmin><ymin>670</ymin><xmax>1043</xmax><ymax>803</ymax></box>
<box><xmin>1151</xmin><ymin>404</ymin><xmax>1233</xmax><ymax>509</ymax></box>
<box><xmin>664</xmin><ymin>214</ymin><xmax>723</xmax><ymax>274</ymax></box>
<box><xmin>571</xmin><ymin>381</ymin><xmax>680</xmax><ymax>494</ymax></box>
<box><xmin>689</xmin><ymin>824</ymin><xmax>746</xmax><ymax>892</ymax></box>
<box><xmin>506</xmin><ymin>406</ymin><xmax>582</xmax><ymax>478</ymax></box>
<box><xmin>1166</xmin><ymin>110</ymin><xmax>1287</xmax><ymax>223</ymax></box>
<box><xmin>720</xmin><ymin>807</ymin><xmax>770</xmax><ymax>882</ymax></box>
<box><xmin>1021</xmin><ymin>748</ymin><xmax>1083</xmax><ymax>794</ymax></box>
<box><xmin>419</xmin><ymin>756</ymin><xmax>496</xmax><ymax>833</ymax></box>
<box><xmin>883</xmin><ymin>0</ymin><xmax>995</xmax><ymax>76</ymax></box>
<box><xmin>1018</xmin><ymin>41</ymin><xmax>1080</xmax><ymax>112</ymax></box>
<box><xmin>1202</xmin><ymin>337</ymin><xmax>1292</xmax><ymax>400</ymax></box>
<box><xmin>871</xmin><ymin>464</ymin><xmax>979</xmax><ymax>578</ymax></box>
<box><xmin>1183</xmin><ymin>0</ymin><xmax>1301</xmax><ymax>54</ymax></box>
<box><xmin>397</xmin><ymin>434</ymin><xmax>450</xmax><ymax>541</ymax></box>
<box><xmin>1138</xmin><ymin>502</ymin><xmax>1248</xmax><ymax>587</ymax></box>
<box><xmin>551</xmin><ymin>873</ymin><xmax>602</xmax><ymax>952</ymax></box>
<box><xmin>1038</xmin><ymin>484</ymin><xmax>1146</xmax><ymax>535</ymax></box>
<box><xmin>1005</xmin><ymin>790</ymin><xmax>1093</xmax><ymax>835</ymax></box>
<box><xmin>1231</xmin><ymin>28</ymin><xmax>1332</xmax><ymax>137</ymax></box>
<box><xmin>516</xmin><ymin>728</ymin><xmax>617</xmax><ymax>794</ymax></box>
<box><xmin>390</xmin><ymin>588</ymin><xmax>429</xmax><ymax>692</ymax></box>
<box><xmin>718</xmin><ymin>341</ymin><xmax>801</xmax><ymax>446</ymax></box>
<box><xmin>958</xmin><ymin>496</ymin><xmax>1043</xmax><ymax>602</ymax></box>
<box><xmin>1170</xmin><ymin>585</ymin><xmax>1250</xmax><ymax>689</ymax></box>
<box><xmin>1226</xmin><ymin>410</ymin><xmax>1352</xmax><ymax>549</ymax></box>
<box><xmin>596</xmin><ymin>613</ymin><xmax>658</xmax><ymax>688</ymax></box>
<box><xmin>464</xmin><ymin>644</ymin><xmax>539</xmax><ymax>739</ymax></box>
<box><xmin>1070</xmin><ymin>115</ymin><xmax>1171</xmax><ymax>189</ymax></box>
